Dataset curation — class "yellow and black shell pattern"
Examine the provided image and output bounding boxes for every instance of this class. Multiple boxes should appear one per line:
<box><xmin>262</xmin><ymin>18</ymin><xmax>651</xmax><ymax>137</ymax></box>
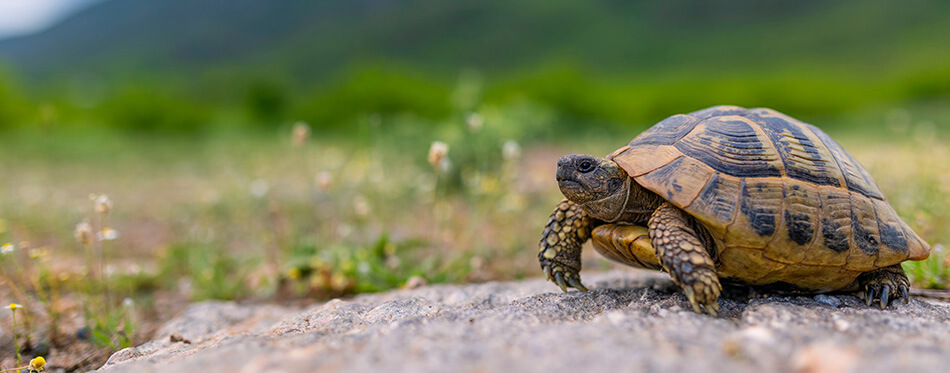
<box><xmin>609</xmin><ymin>105</ymin><xmax>930</xmax><ymax>291</ymax></box>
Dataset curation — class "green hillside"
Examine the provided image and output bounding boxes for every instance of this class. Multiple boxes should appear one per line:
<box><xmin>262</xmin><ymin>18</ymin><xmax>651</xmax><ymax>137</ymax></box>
<box><xmin>0</xmin><ymin>0</ymin><xmax>948</xmax><ymax>131</ymax></box>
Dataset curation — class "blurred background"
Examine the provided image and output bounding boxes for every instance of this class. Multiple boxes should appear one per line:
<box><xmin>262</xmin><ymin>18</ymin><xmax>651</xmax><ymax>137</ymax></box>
<box><xmin>0</xmin><ymin>0</ymin><xmax>949</xmax><ymax>369</ymax></box>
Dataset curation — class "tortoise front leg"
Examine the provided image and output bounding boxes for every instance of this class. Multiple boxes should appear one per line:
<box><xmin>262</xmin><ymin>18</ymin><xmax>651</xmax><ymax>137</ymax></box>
<box><xmin>539</xmin><ymin>200</ymin><xmax>594</xmax><ymax>292</ymax></box>
<box><xmin>648</xmin><ymin>202</ymin><xmax>722</xmax><ymax>316</ymax></box>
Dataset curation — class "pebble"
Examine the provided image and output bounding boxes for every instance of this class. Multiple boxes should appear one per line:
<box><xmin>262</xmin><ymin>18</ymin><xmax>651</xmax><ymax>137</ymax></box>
<box><xmin>813</xmin><ymin>294</ymin><xmax>841</xmax><ymax>307</ymax></box>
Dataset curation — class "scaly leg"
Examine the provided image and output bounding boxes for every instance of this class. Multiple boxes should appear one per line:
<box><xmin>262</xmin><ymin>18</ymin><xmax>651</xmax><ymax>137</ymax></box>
<box><xmin>539</xmin><ymin>200</ymin><xmax>594</xmax><ymax>292</ymax></box>
<box><xmin>648</xmin><ymin>202</ymin><xmax>722</xmax><ymax>316</ymax></box>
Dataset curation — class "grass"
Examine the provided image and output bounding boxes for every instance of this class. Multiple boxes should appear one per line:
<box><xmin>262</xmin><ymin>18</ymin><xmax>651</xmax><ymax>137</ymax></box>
<box><xmin>0</xmin><ymin>99</ymin><xmax>948</xmax><ymax>370</ymax></box>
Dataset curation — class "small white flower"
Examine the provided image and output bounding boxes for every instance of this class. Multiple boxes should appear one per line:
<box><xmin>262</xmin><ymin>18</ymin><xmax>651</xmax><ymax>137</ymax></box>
<box><xmin>92</xmin><ymin>194</ymin><xmax>112</xmax><ymax>215</ymax></box>
<box><xmin>250</xmin><ymin>179</ymin><xmax>269</xmax><ymax>198</ymax></box>
<box><xmin>75</xmin><ymin>220</ymin><xmax>94</xmax><ymax>245</ymax></box>
<box><xmin>98</xmin><ymin>227</ymin><xmax>119</xmax><ymax>241</ymax></box>
<box><xmin>291</xmin><ymin>121</ymin><xmax>311</xmax><ymax>146</ymax></box>
<box><xmin>502</xmin><ymin>140</ymin><xmax>521</xmax><ymax>161</ymax></box>
<box><xmin>353</xmin><ymin>195</ymin><xmax>371</xmax><ymax>218</ymax></box>
<box><xmin>0</xmin><ymin>243</ymin><xmax>14</xmax><ymax>254</ymax></box>
<box><xmin>427</xmin><ymin>141</ymin><xmax>449</xmax><ymax>170</ymax></box>
<box><xmin>315</xmin><ymin>171</ymin><xmax>333</xmax><ymax>191</ymax></box>
<box><xmin>357</xmin><ymin>261</ymin><xmax>370</xmax><ymax>275</ymax></box>
<box><xmin>466</xmin><ymin>113</ymin><xmax>483</xmax><ymax>132</ymax></box>
<box><xmin>123</xmin><ymin>297</ymin><xmax>134</xmax><ymax>309</ymax></box>
<box><xmin>438</xmin><ymin>158</ymin><xmax>453</xmax><ymax>173</ymax></box>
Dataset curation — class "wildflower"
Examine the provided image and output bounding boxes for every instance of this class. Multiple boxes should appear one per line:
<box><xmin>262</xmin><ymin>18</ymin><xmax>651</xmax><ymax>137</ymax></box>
<box><xmin>466</xmin><ymin>113</ymin><xmax>483</xmax><ymax>132</ymax></box>
<box><xmin>74</xmin><ymin>220</ymin><xmax>93</xmax><ymax>246</ymax></box>
<box><xmin>122</xmin><ymin>297</ymin><xmax>134</xmax><ymax>309</ymax></box>
<box><xmin>291</xmin><ymin>121</ymin><xmax>311</xmax><ymax>146</ymax></box>
<box><xmin>250</xmin><ymin>179</ymin><xmax>269</xmax><ymax>198</ymax></box>
<box><xmin>10</xmin><ymin>303</ymin><xmax>23</xmax><ymax>366</ymax></box>
<box><xmin>353</xmin><ymin>195</ymin><xmax>371</xmax><ymax>218</ymax></box>
<box><xmin>287</xmin><ymin>267</ymin><xmax>302</xmax><ymax>280</ymax></box>
<box><xmin>502</xmin><ymin>140</ymin><xmax>521</xmax><ymax>161</ymax></box>
<box><xmin>29</xmin><ymin>356</ymin><xmax>46</xmax><ymax>372</ymax></box>
<box><xmin>92</xmin><ymin>194</ymin><xmax>112</xmax><ymax>215</ymax></box>
<box><xmin>315</xmin><ymin>171</ymin><xmax>333</xmax><ymax>191</ymax></box>
<box><xmin>428</xmin><ymin>141</ymin><xmax>449</xmax><ymax>168</ymax></box>
<box><xmin>427</xmin><ymin>141</ymin><xmax>452</xmax><ymax>173</ymax></box>
<box><xmin>330</xmin><ymin>271</ymin><xmax>350</xmax><ymax>291</ymax></box>
<box><xmin>97</xmin><ymin>227</ymin><xmax>119</xmax><ymax>241</ymax></box>
<box><xmin>1</xmin><ymin>243</ymin><xmax>14</xmax><ymax>254</ymax></box>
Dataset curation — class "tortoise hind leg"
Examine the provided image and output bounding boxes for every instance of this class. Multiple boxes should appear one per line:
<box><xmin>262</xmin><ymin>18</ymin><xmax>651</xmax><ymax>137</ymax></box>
<box><xmin>857</xmin><ymin>264</ymin><xmax>910</xmax><ymax>309</ymax></box>
<box><xmin>648</xmin><ymin>202</ymin><xmax>722</xmax><ymax>316</ymax></box>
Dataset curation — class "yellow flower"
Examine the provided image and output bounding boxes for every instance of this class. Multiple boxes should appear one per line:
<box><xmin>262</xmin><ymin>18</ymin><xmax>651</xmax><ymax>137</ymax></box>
<box><xmin>29</xmin><ymin>356</ymin><xmax>46</xmax><ymax>371</ymax></box>
<box><xmin>97</xmin><ymin>227</ymin><xmax>119</xmax><ymax>241</ymax></box>
<box><xmin>8</xmin><ymin>303</ymin><xmax>22</xmax><ymax>311</ymax></box>
<box><xmin>287</xmin><ymin>267</ymin><xmax>302</xmax><ymax>280</ymax></box>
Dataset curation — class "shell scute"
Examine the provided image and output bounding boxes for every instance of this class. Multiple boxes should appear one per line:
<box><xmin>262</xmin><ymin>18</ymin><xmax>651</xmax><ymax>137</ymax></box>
<box><xmin>745</xmin><ymin>109</ymin><xmax>845</xmax><ymax>188</ymax></box>
<box><xmin>725</xmin><ymin>178</ymin><xmax>783</xmax><ymax>249</ymax></box>
<box><xmin>673</xmin><ymin>116</ymin><xmax>783</xmax><ymax>178</ymax></box>
<box><xmin>684</xmin><ymin>173</ymin><xmax>741</xmax><ymax>240</ymax></box>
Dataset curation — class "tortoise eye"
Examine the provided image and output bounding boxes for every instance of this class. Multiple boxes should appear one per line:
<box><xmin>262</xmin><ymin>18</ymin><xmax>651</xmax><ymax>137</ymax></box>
<box><xmin>578</xmin><ymin>160</ymin><xmax>595</xmax><ymax>173</ymax></box>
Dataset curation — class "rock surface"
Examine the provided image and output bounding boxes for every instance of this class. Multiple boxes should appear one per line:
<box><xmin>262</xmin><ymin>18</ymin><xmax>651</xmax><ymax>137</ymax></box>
<box><xmin>99</xmin><ymin>270</ymin><xmax>950</xmax><ymax>373</ymax></box>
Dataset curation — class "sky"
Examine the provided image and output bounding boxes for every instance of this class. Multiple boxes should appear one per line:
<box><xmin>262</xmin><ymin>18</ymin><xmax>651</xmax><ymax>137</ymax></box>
<box><xmin>0</xmin><ymin>0</ymin><xmax>100</xmax><ymax>40</ymax></box>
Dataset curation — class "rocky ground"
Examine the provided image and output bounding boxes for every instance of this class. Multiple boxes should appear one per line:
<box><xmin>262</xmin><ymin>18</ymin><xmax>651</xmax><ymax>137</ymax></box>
<box><xmin>99</xmin><ymin>270</ymin><xmax>950</xmax><ymax>373</ymax></box>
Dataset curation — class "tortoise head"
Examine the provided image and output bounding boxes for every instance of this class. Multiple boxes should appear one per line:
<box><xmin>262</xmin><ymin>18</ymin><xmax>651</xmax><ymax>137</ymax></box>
<box><xmin>556</xmin><ymin>154</ymin><xmax>631</xmax><ymax>221</ymax></box>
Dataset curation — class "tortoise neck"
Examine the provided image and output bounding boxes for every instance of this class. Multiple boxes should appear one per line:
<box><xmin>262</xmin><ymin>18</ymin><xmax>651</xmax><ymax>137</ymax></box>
<box><xmin>580</xmin><ymin>177</ymin><xmax>630</xmax><ymax>222</ymax></box>
<box><xmin>616</xmin><ymin>180</ymin><xmax>667</xmax><ymax>225</ymax></box>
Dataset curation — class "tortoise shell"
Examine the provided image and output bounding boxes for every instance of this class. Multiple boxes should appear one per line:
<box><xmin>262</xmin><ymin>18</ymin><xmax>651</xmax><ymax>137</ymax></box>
<box><xmin>607</xmin><ymin>105</ymin><xmax>930</xmax><ymax>290</ymax></box>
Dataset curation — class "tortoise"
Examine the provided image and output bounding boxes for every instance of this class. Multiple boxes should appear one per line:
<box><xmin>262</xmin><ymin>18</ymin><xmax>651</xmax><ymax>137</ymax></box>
<box><xmin>539</xmin><ymin>105</ymin><xmax>931</xmax><ymax>315</ymax></box>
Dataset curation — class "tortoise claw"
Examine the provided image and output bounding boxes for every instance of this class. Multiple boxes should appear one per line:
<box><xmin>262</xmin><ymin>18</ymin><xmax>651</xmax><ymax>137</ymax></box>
<box><xmin>683</xmin><ymin>287</ymin><xmax>701</xmax><ymax>313</ymax></box>
<box><xmin>554</xmin><ymin>272</ymin><xmax>568</xmax><ymax>293</ymax></box>
<box><xmin>901</xmin><ymin>286</ymin><xmax>909</xmax><ymax>304</ymax></box>
<box><xmin>866</xmin><ymin>286</ymin><xmax>876</xmax><ymax>307</ymax></box>
<box><xmin>541</xmin><ymin>262</ymin><xmax>588</xmax><ymax>293</ymax></box>
<box><xmin>879</xmin><ymin>285</ymin><xmax>890</xmax><ymax>310</ymax></box>
<box><xmin>567</xmin><ymin>277</ymin><xmax>588</xmax><ymax>292</ymax></box>
<box><xmin>682</xmin><ymin>286</ymin><xmax>718</xmax><ymax>316</ymax></box>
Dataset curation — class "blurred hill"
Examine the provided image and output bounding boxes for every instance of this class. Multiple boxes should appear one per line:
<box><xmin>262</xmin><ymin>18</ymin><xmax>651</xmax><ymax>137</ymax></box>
<box><xmin>2</xmin><ymin>0</ymin><xmax>948</xmax><ymax>82</ymax></box>
<box><xmin>0</xmin><ymin>0</ymin><xmax>948</xmax><ymax>131</ymax></box>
